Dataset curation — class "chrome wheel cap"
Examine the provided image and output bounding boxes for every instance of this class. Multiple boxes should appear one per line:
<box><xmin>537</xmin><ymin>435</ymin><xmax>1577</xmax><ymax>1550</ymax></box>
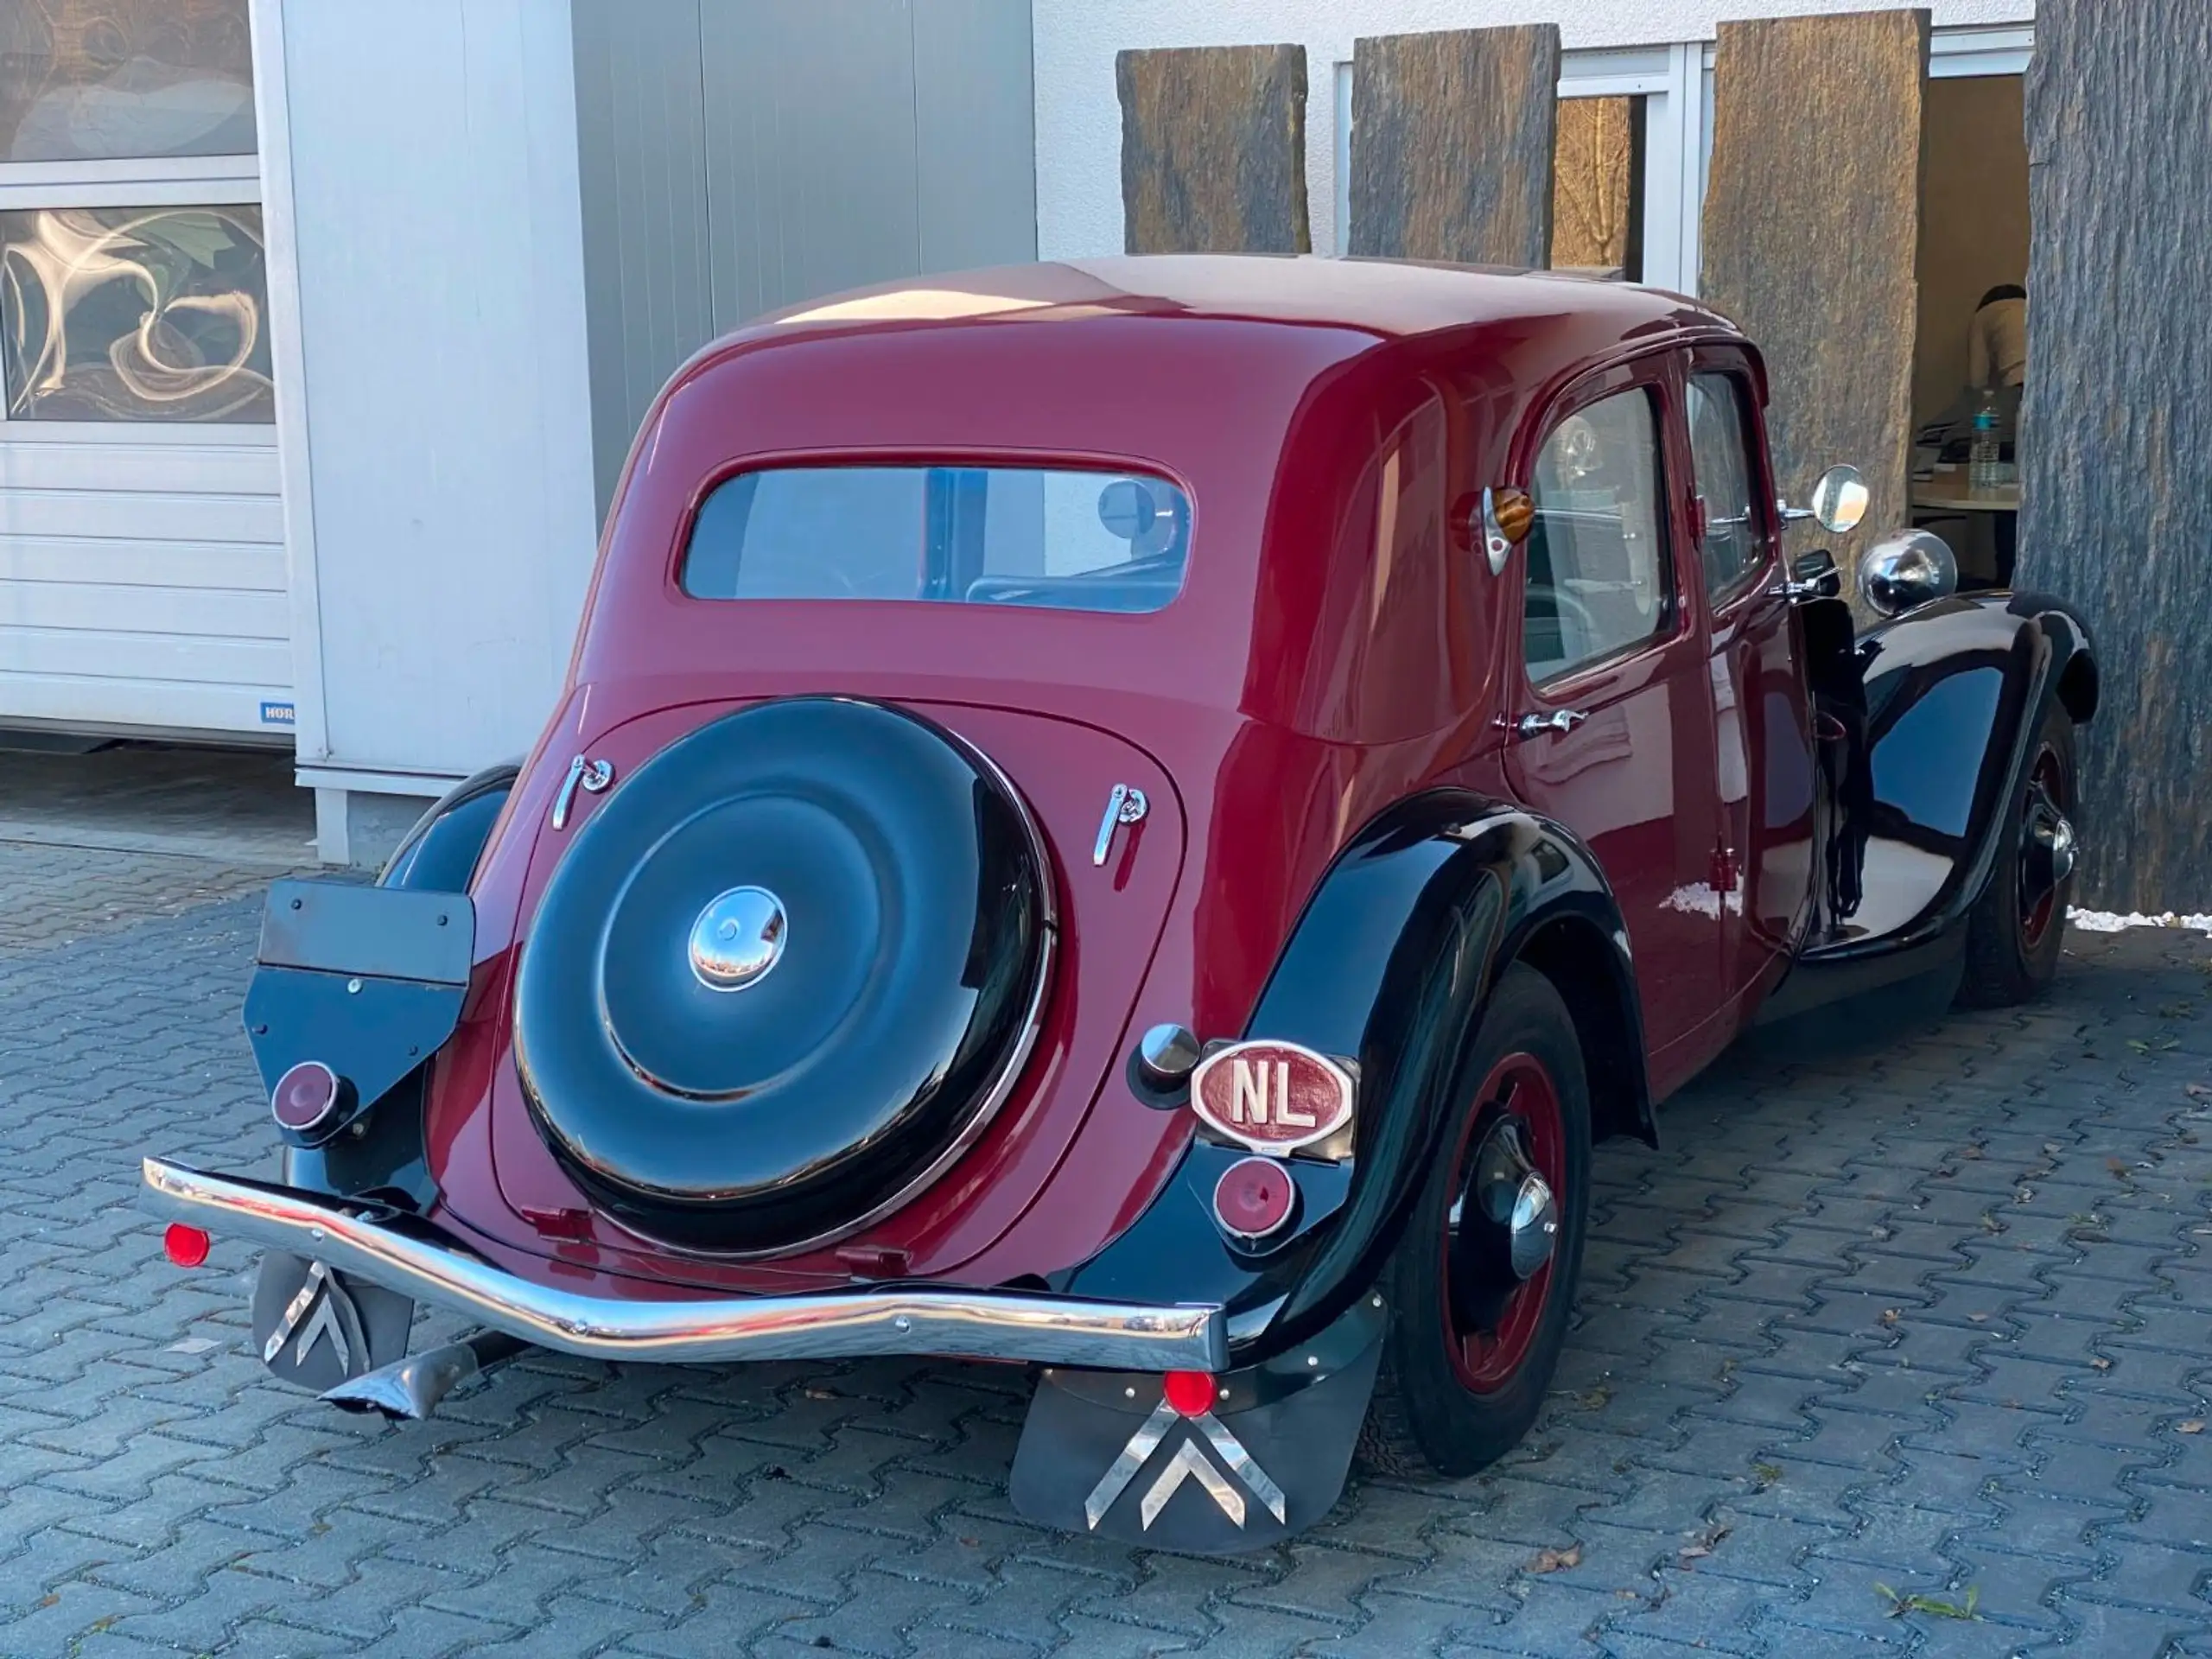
<box><xmin>1508</xmin><ymin>1172</ymin><xmax>1559</xmax><ymax>1279</ymax></box>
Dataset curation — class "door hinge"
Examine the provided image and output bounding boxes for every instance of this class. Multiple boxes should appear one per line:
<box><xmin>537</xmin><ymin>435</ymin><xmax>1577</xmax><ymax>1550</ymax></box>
<box><xmin>1711</xmin><ymin>844</ymin><xmax>1740</xmax><ymax>895</ymax></box>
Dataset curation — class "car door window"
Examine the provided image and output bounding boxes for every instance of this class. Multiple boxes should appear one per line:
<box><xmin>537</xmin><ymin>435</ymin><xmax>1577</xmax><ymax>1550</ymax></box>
<box><xmin>1686</xmin><ymin>373</ymin><xmax>1764</xmax><ymax>601</ymax></box>
<box><xmin>1522</xmin><ymin>387</ymin><xmax>1675</xmax><ymax>683</ymax></box>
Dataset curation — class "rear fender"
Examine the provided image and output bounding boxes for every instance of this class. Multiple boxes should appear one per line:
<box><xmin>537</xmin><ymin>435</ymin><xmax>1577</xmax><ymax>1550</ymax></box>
<box><xmin>270</xmin><ymin>762</ymin><xmax>518</xmax><ymax>1211</ymax></box>
<box><xmin>1066</xmin><ymin>790</ymin><xmax>1647</xmax><ymax>1361</ymax></box>
<box><xmin>378</xmin><ymin>761</ymin><xmax>523</xmax><ymax>893</ymax></box>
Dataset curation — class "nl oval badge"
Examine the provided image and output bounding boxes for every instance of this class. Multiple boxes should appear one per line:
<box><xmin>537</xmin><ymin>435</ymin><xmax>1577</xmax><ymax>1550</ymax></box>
<box><xmin>1188</xmin><ymin>1040</ymin><xmax>1354</xmax><ymax>1154</ymax></box>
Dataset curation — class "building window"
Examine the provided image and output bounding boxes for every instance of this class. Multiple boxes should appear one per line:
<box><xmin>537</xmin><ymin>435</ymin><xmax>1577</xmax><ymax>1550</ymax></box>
<box><xmin>0</xmin><ymin>202</ymin><xmax>270</xmax><ymax>421</ymax></box>
<box><xmin>0</xmin><ymin>0</ymin><xmax>254</xmax><ymax>162</ymax></box>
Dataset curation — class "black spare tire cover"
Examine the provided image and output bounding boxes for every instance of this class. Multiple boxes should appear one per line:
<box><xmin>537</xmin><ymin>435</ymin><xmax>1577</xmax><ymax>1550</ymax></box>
<box><xmin>513</xmin><ymin>697</ymin><xmax>1053</xmax><ymax>1253</ymax></box>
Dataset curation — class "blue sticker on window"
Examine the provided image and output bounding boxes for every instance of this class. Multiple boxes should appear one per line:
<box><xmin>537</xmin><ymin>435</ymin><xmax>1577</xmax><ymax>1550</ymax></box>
<box><xmin>259</xmin><ymin>701</ymin><xmax>296</xmax><ymax>727</ymax></box>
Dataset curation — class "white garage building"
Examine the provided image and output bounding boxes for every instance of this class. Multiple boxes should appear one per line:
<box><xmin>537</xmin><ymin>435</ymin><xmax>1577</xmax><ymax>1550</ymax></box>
<box><xmin>0</xmin><ymin>0</ymin><xmax>2030</xmax><ymax>862</ymax></box>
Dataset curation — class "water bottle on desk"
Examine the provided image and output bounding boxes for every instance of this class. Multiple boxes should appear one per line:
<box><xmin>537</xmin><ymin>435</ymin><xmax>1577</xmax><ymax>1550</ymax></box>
<box><xmin>1968</xmin><ymin>390</ymin><xmax>2003</xmax><ymax>494</ymax></box>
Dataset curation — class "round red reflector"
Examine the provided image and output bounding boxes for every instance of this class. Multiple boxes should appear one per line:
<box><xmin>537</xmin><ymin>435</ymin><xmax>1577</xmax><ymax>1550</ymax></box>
<box><xmin>1162</xmin><ymin>1370</ymin><xmax>1216</xmax><ymax>1417</ymax></box>
<box><xmin>1213</xmin><ymin>1154</ymin><xmax>1297</xmax><ymax>1241</ymax></box>
<box><xmin>162</xmin><ymin>1224</ymin><xmax>211</xmax><ymax>1268</ymax></box>
<box><xmin>272</xmin><ymin>1060</ymin><xmax>340</xmax><ymax>1131</ymax></box>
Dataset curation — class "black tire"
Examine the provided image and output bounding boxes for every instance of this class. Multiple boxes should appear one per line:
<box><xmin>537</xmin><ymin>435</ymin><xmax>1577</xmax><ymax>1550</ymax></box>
<box><xmin>1358</xmin><ymin>964</ymin><xmax>1592</xmax><ymax>1478</ymax></box>
<box><xmin>1956</xmin><ymin>701</ymin><xmax>2076</xmax><ymax>1009</ymax></box>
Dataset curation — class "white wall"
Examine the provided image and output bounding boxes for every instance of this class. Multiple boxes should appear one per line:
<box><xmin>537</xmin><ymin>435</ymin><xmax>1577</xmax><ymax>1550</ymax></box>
<box><xmin>1033</xmin><ymin>0</ymin><xmax>2036</xmax><ymax>264</ymax></box>
<box><xmin>257</xmin><ymin>0</ymin><xmax>598</xmax><ymax>788</ymax></box>
<box><xmin>0</xmin><ymin>427</ymin><xmax>287</xmax><ymax>735</ymax></box>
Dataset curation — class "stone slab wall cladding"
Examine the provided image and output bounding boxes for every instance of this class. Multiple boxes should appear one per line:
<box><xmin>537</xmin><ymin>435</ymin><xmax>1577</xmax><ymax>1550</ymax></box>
<box><xmin>2018</xmin><ymin>0</ymin><xmax>2211</xmax><ymax>913</ymax></box>
<box><xmin>1348</xmin><ymin>25</ymin><xmax>1560</xmax><ymax>266</ymax></box>
<box><xmin>1699</xmin><ymin>10</ymin><xmax>1929</xmax><ymax>584</ymax></box>
<box><xmin>1117</xmin><ymin>45</ymin><xmax>1311</xmax><ymax>254</ymax></box>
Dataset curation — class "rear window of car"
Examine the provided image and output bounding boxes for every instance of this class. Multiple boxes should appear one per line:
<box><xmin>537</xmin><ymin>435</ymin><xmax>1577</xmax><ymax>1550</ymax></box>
<box><xmin>679</xmin><ymin>465</ymin><xmax>1191</xmax><ymax>614</ymax></box>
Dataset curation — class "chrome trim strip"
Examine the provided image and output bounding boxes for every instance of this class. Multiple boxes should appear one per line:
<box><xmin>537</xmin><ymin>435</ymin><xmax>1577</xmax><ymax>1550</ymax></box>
<box><xmin>143</xmin><ymin>1157</ymin><xmax>1227</xmax><ymax>1372</ymax></box>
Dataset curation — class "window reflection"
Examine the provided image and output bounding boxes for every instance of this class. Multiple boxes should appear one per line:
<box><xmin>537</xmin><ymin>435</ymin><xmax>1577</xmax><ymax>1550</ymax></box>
<box><xmin>0</xmin><ymin>204</ymin><xmax>272</xmax><ymax>422</ymax></box>
<box><xmin>0</xmin><ymin>0</ymin><xmax>255</xmax><ymax>162</ymax></box>
<box><xmin>1551</xmin><ymin>95</ymin><xmax>1644</xmax><ymax>282</ymax></box>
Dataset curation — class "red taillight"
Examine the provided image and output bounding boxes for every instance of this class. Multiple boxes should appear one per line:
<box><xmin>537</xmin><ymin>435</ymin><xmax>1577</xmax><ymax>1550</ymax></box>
<box><xmin>1212</xmin><ymin>1154</ymin><xmax>1298</xmax><ymax>1242</ymax></box>
<box><xmin>271</xmin><ymin>1060</ymin><xmax>341</xmax><ymax>1132</ymax></box>
<box><xmin>1162</xmin><ymin>1370</ymin><xmax>1217</xmax><ymax>1417</ymax></box>
<box><xmin>162</xmin><ymin>1224</ymin><xmax>211</xmax><ymax>1268</ymax></box>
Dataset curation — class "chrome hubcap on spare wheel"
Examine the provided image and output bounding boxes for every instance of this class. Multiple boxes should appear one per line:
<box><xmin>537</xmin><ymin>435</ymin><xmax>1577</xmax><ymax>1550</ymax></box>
<box><xmin>688</xmin><ymin>886</ymin><xmax>788</xmax><ymax>992</ymax></box>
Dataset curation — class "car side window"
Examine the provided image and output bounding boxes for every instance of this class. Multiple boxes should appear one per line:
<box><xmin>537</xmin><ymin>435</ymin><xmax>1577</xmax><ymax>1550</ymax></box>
<box><xmin>1522</xmin><ymin>386</ymin><xmax>1675</xmax><ymax>683</ymax></box>
<box><xmin>1685</xmin><ymin>372</ymin><xmax>1765</xmax><ymax>601</ymax></box>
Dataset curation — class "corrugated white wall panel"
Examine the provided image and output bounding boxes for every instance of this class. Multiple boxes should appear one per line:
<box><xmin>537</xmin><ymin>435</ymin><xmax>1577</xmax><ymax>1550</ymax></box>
<box><xmin>0</xmin><ymin>431</ymin><xmax>289</xmax><ymax>735</ymax></box>
<box><xmin>0</xmin><ymin>672</ymin><xmax>283</xmax><ymax>731</ymax></box>
<box><xmin>276</xmin><ymin>0</ymin><xmax>596</xmax><ymax>778</ymax></box>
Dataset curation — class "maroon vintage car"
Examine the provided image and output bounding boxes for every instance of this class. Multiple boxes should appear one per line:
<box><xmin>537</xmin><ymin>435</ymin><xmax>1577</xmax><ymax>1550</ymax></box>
<box><xmin>146</xmin><ymin>257</ymin><xmax>2094</xmax><ymax>1551</ymax></box>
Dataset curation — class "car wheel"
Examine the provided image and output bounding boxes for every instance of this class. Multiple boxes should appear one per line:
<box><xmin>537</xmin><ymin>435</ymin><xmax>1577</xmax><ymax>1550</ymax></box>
<box><xmin>1956</xmin><ymin>702</ymin><xmax>2077</xmax><ymax>1009</ymax></box>
<box><xmin>1358</xmin><ymin>964</ymin><xmax>1592</xmax><ymax>1478</ymax></box>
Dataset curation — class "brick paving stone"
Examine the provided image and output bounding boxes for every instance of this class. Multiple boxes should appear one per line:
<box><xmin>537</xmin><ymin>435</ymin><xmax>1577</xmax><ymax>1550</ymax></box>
<box><xmin>6</xmin><ymin>842</ymin><xmax>2212</xmax><ymax>1654</ymax></box>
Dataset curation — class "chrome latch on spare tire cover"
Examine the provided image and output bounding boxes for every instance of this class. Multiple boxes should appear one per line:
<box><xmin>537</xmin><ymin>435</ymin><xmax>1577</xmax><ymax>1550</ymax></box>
<box><xmin>550</xmin><ymin>754</ymin><xmax>613</xmax><ymax>830</ymax></box>
<box><xmin>1093</xmin><ymin>782</ymin><xmax>1149</xmax><ymax>865</ymax></box>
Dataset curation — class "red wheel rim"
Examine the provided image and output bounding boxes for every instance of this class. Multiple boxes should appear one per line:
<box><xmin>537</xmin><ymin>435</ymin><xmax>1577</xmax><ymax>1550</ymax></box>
<box><xmin>1440</xmin><ymin>1052</ymin><xmax>1567</xmax><ymax>1394</ymax></box>
<box><xmin>2019</xmin><ymin>745</ymin><xmax>2068</xmax><ymax>949</ymax></box>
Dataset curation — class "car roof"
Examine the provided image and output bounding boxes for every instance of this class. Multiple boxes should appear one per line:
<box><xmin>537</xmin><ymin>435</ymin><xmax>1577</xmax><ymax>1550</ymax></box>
<box><xmin>738</xmin><ymin>253</ymin><xmax>1735</xmax><ymax>353</ymax></box>
<box><xmin>583</xmin><ymin>258</ymin><xmax>1756</xmax><ymax>744</ymax></box>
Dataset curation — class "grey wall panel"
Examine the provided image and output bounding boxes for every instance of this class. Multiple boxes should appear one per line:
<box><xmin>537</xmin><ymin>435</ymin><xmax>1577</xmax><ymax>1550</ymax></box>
<box><xmin>703</xmin><ymin>1</ymin><xmax>921</xmax><ymax>327</ymax></box>
<box><xmin>915</xmin><ymin>0</ymin><xmax>1039</xmax><ymax>272</ymax></box>
<box><xmin>571</xmin><ymin>0</ymin><xmax>713</xmax><ymax>515</ymax></box>
<box><xmin>571</xmin><ymin>0</ymin><xmax>1038</xmax><ymax>512</ymax></box>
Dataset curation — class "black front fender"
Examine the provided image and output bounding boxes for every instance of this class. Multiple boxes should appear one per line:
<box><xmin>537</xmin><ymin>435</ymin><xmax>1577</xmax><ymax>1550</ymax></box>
<box><xmin>1066</xmin><ymin>790</ymin><xmax>1648</xmax><ymax>1362</ymax></box>
<box><xmin>1802</xmin><ymin>591</ymin><xmax>2094</xmax><ymax>969</ymax></box>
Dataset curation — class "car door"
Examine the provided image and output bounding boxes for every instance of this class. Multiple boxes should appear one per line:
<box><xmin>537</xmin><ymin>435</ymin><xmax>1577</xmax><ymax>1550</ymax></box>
<box><xmin>1683</xmin><ymin>356</ymin><xmax>1819</xmax><ymax>1011</ymax></box>
<box><xmin>1501</xmin><ymin>358</ymin><xmax>1729</xmax><ymax>1096</ymax></box>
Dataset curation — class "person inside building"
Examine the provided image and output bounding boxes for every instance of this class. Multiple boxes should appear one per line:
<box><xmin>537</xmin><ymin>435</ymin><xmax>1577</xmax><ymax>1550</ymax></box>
<box><xmin>1968</xmin><ymin>282</ymin><xmax>2027</xmax><ymax>392</ymax></box>
<box><xmin>1915</xmin><ymin>282</ymin><xmax>2026</xmax><ymax>588</ymax></box>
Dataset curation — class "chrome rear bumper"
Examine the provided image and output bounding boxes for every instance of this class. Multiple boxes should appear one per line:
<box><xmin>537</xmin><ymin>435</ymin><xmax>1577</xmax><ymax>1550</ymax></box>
<box><xmin>143</xmin><ymin>1157</ymin><xmax>1227</xmax><ymax>1373</ymax></box>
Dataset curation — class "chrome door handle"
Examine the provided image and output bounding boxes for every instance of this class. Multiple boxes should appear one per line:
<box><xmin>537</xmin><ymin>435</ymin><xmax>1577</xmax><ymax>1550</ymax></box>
<box><xmin>1514</xmin><ymin>709</ymin><xmax>1589</xmax><ymax>741</ymax></box>
<box><xmin>1092</xmin><ymin>782</ymin><xmax>1148</xmax><ymax>866</ymax></box>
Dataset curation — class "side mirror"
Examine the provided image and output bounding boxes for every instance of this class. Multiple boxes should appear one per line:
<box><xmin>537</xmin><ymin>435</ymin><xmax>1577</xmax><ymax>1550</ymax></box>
<box><xmin>1783</xmin><ymin>465</ymin><xmax>1870</xmax><ymax>535</ymax></box>
<box><xmin>1858</xmin><ymin>529</ymin><xmax>1958</xmax><ymax>616</ymax></box>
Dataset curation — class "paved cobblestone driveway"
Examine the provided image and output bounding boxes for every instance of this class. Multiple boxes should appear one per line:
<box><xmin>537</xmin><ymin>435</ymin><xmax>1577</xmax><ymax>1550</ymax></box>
<box><xmin>2</xmin><ymin>842</ymin><xmax>2208</xmax><ymax>1657</ymax></box>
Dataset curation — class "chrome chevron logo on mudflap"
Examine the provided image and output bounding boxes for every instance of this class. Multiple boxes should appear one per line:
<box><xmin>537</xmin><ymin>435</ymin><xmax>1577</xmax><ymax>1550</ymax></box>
<box><xmin>262</xmin><ymin>1260</ymin><xmax>354</xmax><ymax>1370</ymax></box>
<box><xmin>1082</xmin><ymin>1398</ymin><xmax>1289</xmax><ymax>1530</ymax></box>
